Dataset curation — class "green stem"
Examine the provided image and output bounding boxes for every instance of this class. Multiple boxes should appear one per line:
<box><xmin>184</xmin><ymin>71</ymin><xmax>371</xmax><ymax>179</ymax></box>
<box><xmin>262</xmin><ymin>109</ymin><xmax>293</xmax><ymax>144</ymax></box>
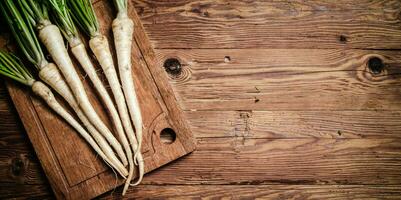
<box><xmin>9</xmin><ymin>54</ymin><xmax>34</xmax><ymax>81</ymax></box>
<box><xmin>0</xmin><ymin>52</ymin><xmax>34</xmax><ymax>86</ymax></box>
<box><xmin>0</xmin><ymin>70</ymin><xmax>28</xmax><ymax>85</ymax></box>
<box><xmin>0</xmin><ymin>56</ymin><xmax>22</xmax><ymax>79</ymax></box>
<box><xmin>68</xmin><ymin>0</ymin><xmax>99</xmax><ymax>37</ymax></box>
<box><xmin>48</xmin><ymin>0</ymin><xmax>78</xmax><ymax>41</ymax></box>
<box><xmin>113</xmin><ymin>0</ymin><xmax>127</xmax><ymax>14</ymax></box>
<box><xmin>18</xmin><ymin>0</ymin><xmax>48</xmax><ymax>25</ymax></box>
<box><xmin>0</xmin><ymin>0</ymin><xmax>46</xmax><ymax>70</ymax></box>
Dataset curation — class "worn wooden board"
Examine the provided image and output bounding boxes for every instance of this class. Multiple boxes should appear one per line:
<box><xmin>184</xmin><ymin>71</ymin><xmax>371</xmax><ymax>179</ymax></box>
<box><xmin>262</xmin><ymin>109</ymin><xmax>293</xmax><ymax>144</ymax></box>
<box><xmin>155</xmin><ymin>49</ymin><xmax>401</xmax><ymax>111</ymax></box>
<box><xmin>183</xmin><ymin>110</ymin><xmax>401</xmax><ymax>139</ymax></box>
<box><xmin>140</xmin><ymin>138</ymin><xmax>401</xmax><ymax>185</ymax></box>
<box><xmin>0</xmin><ymin>0</ymin><xmax>195</xmax><ymax>199</ymax></box>
<box><xmin>100</xmin><ymin>185</ymin><xmax>401</xmax><ymax>199</ymax></box>
<box><xmin>133</xmin><ymin>0</ymin><xmax>401</xmax><ymax>49</ymax></box>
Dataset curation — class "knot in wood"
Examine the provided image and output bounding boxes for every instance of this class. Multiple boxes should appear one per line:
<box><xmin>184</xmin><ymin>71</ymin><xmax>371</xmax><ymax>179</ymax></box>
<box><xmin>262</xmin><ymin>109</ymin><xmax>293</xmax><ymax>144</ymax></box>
<box><xmin>11</xmin><ymin>157</ymin><xmax>24</xmax><ymax>176</ymax></box>
<box><xmin>339</xmin><ymin>35</ymin><xmax>347</xmax><ymax>43</ymax></box>
<box><xmin>368</xmin><ymin>57</ymin><xmax>385</xmax><ymax>75</ymax></box>
<box><xmin>164</xmin><ymin>58</ymin><xmax>182</xmax><ymax>75</ymax></box>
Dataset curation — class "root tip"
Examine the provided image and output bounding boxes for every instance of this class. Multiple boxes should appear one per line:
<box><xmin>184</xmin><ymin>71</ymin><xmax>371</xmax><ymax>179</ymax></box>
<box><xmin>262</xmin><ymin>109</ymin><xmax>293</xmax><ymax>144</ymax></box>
<box><xmin>122</xmin><ymin>182</ymin><xmax>129</xmax><ymax>196</ymax></box>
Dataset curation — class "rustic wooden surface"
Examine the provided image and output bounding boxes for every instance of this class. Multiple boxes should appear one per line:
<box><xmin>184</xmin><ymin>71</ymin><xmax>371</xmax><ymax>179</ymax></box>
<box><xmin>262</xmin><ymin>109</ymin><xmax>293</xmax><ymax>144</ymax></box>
<box><xmin>1</xmin><ymin>0</ymin><xmax>401</xmax><ymax>199</ymax></box>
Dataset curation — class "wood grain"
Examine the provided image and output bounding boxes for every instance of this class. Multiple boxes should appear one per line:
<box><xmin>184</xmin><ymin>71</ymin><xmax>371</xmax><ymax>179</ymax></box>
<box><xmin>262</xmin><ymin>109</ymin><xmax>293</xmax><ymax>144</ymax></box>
<box><xmin>141</xmin><ymin>138</ymin><xmax>401</xmax><ymax>185</ymax></box>
<box><xmin>155</xmin><ymin>49</ymin><xmax>401</xmax><ymax>111</ymax></box>
<box><xmin>185</xmin><ymin>110</ymin><xmax>401</xmax><ymax>139</ymax></box>
<box><xmin>100</xmin><ymin>185</ymin><xmax>401</xmax><ymax>200</ymax></box>
<box><xmin>133</xmin><ymin>0</ymin><xmax>401</xmax><ymax>49</ymax></box>
<box><xmin>0</xmin><ymin>184</ymin><xmax>52</xmax><ymax>200</ymax></box>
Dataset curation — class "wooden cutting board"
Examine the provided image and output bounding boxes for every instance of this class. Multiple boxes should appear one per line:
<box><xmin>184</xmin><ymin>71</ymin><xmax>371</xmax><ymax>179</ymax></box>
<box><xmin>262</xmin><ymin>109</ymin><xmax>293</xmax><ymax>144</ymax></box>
<box><xmin>1</xmin><ymin>0</ymin><xmax>196</xmax><ymax>199</ymax></box>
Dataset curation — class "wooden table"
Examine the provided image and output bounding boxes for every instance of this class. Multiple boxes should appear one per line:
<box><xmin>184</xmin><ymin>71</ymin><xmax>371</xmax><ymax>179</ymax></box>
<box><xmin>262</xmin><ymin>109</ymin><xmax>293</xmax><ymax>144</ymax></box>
<box><xmin>1</xmin><ymin>0</ymin><xmax>401</xmax><ymax>199</ymax></box>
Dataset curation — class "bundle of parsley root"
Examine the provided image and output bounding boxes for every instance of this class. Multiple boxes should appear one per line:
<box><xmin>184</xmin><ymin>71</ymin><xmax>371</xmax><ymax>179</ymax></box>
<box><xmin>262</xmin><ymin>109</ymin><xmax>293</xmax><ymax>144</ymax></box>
<box><xmin>0</xmin><ymin>0</ymin><xmax>144</xmax><ymax>194</ymax></box>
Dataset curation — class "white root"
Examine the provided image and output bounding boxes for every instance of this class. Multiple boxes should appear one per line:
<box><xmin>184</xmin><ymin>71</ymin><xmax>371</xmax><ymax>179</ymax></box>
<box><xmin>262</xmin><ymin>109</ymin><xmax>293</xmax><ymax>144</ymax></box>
<box><xmin>31</xmin><ymin>81</ymin><xmax>118</xmax><ymax>175</ymax></box>
<box><xmin>70</xmin><ymin>39</ymin><xmax>133</xmax><ymax>177</ymax></box>
<box><xmin>129</xmin><ymin>152</ymin><xmax>144</xmax><ymax>186</ymax></box>
<box><xmin>38</xmin><ymin>24</ymin><xmax>128</xmax><ymax>166</ymax></box>
<box><xmin>113</xmin><ymin>12</ymin><xmax>145</xmax><ymax>191</ymax></box>
<box><xmin>89</xmin><ymin>34</ymin><xmax>140</xmax><ymax>192</ymax></box>
<box><xmin>70</xmin><ymin>41</ymin><xmax>127</xmax><ymax>143</ymax></box>
<box><xmin>39</xmin><ymin>63</ymin><xmax>128</xmax><ymax>177</ymax></box>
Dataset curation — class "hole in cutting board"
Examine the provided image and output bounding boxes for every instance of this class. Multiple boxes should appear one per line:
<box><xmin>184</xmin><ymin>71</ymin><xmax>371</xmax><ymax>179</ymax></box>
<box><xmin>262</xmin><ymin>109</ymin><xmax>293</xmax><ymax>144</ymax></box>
<box><xmin>160</xmin><ymin>128</ymin><xmax>176</xmax><ymax>144</ymax></box>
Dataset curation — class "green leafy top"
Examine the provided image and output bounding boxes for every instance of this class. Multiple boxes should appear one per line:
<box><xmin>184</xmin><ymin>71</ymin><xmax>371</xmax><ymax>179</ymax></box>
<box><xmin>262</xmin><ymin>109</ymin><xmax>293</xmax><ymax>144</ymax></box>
<box><xmin>48</xmin><ymin>0</ymin><xmax>79</xmax><ymax>41</ymax></box>
<box><xmin>68</xmin><ymin>0</ymin><xmax>99</xmax><ymax>38</ymax></box>
<box><xmin>0</xmin><ymin>51</ymin><xmax>35</xmax><ymax>86</ymax></box>
<box><xmin>113</xmin><ymin>0</ymin><xmax>127</xmax><ymax>13</ymax></box>
<box><xmin>17</xmin><ymin>0</ymin><xmax>50</xmax><ymax>27</ymax></box>
<box><xmin>0</xmin><ymin>0</ymin><xmax>47</xmax><ymax>69</ymax></box>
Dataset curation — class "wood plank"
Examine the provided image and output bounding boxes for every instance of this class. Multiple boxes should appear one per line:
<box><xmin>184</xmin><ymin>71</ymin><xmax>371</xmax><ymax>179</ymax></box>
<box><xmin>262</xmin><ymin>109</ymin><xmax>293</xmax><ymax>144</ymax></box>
<box><xmin>133</xmin><ymin>0</ymin><xmax>401</xmax><ymax>12</ymax></box>
<box><xmin>100</xmin><ymin>185</ymin><xmax>401</xmax><ymax>199</ymax></box>
<box><xmin>185</xmin><ymin>110</ymin><xmax>401</xmax><ymax>139</ymax></box>
<box><xmin>134</xmin><ymin>0</ymin><xmax>401</xmax><ymax>49</ymax></box>
<box><xmin>141</xmin><ymin>138</ymin><xmax>401</xmax><ymax>185</ymax></box>
<box><xmin>0</xmin><ymin>183</ymin><xmax>53</xmax><ymax>200</ymax></box>
<box><xmin>155</xmin><ymin>49</ymin><xmax>401</xmax><ymax>111</ymax></box>
<box><xmin>2</xmin><ymin>183</ymin><xmax>401</xmax><ymax>200</ymax></box>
